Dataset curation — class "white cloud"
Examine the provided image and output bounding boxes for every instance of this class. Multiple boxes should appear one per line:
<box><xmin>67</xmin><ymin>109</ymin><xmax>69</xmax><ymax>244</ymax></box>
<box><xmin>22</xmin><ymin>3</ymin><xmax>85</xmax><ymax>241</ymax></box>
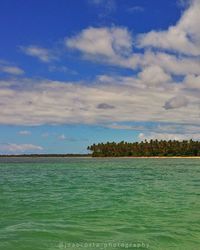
<box><xmin>106</xmin><ymin>123</ymin><xmax>146</xmax><ymax>130</ymax></box>
<box><xmin>0</xmin><ymin>61</ymin><xmax>24</xmax><ymax>75</ymax></box>
<box><xmin>0</xmin><ymin>0</ymin><xmax>199</xmax><ymax>140</ymax></box>
<box><xmin>138</xmin><ymin>0</ymin><xmax>200</xmax><ymax>56</ymax></box>
<box><xmin>0</xmin><ymin>143</ymin><xmax>43</xmax><ymax>154</ymax></box>
<box><xmin>164</xmin><ymin>96</ymin><xmax>189</xmax><ymax>110</ymax></box>
<box><xmin>138</xmin><ymin>65</ymin><xmax>171</xmax><ymax>86</ymax></box>
<box><xmin>184</xmin><ymin>74</ymin><xmax>200</xmax><ymax>88</ymax></box>
<box><xmin>0</xmin><ymin>77</ymin><xmax>199</xmax><ymax>127</ymax></box>
<box><xmin>0</xmin><ymin>65</ymin><xmax>24</xmax><ymax>75</ymax></box>
<box><xmin>139</xmin><ymin>51</ymin><xmax>200</xmax><ymax>76</ymax></box>
<box><xmin>65</xmin><ymin>27</ymin><xmax>200</xmax><ymax>77</ymax></box>
<box><xmin>19</xmin><ymin>130</ymin><xmax>31</xmax><ymax>135</ymax></box>
<box><xmin>138</xmin><ymin>132</ymin><xmax>200</xmax><ymax>141</ymax></box>
<box><xmin>66</xmin><ymin>27</ymin><xmax>132</xmax><ymax>58</ymax></box>
<box><xmin>64</xmin><ymin>0</ymin><xmax>200</xmax><ymax>79</ymax></box>
<box><xmin>21</xmin><ymin>45</ymin><xmax>57</xmax><ymax>62</ymax></box>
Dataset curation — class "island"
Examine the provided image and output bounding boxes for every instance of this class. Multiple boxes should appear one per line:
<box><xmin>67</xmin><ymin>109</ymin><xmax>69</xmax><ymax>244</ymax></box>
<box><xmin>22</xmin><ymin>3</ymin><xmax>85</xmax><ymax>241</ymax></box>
<box><xmin>87</xmin><ymin>140</ymin><xmax>200</xmax><ymax>157</ymax></box>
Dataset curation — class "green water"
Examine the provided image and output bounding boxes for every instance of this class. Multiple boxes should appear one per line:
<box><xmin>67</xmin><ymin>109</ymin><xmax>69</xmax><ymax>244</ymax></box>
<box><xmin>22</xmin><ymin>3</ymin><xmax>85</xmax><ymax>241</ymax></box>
<box><xmin>0</xmin><ymin>158</ymin><xmax>200</xmax><ymax>250</ymax></box>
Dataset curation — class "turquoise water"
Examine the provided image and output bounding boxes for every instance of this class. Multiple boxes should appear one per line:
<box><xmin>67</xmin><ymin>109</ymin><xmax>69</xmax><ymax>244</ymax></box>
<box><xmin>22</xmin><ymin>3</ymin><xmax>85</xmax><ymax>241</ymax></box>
<box><xmin>0</xmin><ymin>158</ymin><xmax>200</xmax><ymax>250</ymax></box>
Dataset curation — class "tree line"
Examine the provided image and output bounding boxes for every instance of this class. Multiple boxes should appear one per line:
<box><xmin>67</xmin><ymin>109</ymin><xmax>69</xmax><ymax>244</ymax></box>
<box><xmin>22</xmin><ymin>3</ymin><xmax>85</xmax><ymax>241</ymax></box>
<box><xmin>87</xmin><ymin>140</ymin><xmax>200</xmax><ymax>157</ymax></box>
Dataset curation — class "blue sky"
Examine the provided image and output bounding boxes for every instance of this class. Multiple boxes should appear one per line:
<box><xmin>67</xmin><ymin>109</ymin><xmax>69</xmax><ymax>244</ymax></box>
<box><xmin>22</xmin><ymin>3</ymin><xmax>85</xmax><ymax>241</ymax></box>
<box><xmin>0</xmin><ymin>0</ymin><xmax>200</xmax><ymax>154</ymax></box>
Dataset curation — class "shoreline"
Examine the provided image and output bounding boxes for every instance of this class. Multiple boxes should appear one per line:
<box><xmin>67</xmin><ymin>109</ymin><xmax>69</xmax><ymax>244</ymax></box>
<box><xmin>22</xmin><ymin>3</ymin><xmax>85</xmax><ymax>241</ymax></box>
<box><xmin>112</xmin><ymin>156</ymin><xmax>200</xmax><ymax>159</ymax></box>
<box><xmin>90</xmin><ymin>156</ymin><xmax>200</xmax><ymax>159</ymax></box>
<box><xmin>0</xmin><ymin>155</ymin><xmax>200</xmax><ymax>159</ymax></box>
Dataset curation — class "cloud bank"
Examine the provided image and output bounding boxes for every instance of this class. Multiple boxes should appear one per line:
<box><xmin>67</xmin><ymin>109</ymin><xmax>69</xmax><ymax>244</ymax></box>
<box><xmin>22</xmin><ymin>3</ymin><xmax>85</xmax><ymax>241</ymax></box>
<box><xmin>1</xmin><ymin>0</ymin><xmax>199</xmax><ymax>141</ymax></box>
<box><xmin>0</xmin><ymin>143</ymin><xmax>43</xmax><ymax>153</ymax></box>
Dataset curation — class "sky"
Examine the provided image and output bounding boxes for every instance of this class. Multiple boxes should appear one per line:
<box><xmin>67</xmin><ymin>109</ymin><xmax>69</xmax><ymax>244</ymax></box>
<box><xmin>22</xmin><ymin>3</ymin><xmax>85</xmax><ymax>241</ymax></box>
<box><xmin>0</xmin><ymin>0</ymin><xmax>200</xmax><ymax>154</ymax></box>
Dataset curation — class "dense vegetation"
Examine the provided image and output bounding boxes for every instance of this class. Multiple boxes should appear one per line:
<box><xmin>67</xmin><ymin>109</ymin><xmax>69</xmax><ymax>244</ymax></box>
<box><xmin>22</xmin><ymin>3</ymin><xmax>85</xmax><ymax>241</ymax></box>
<box><xmin>87</xmin><ymin>140</ymin><xmax>200</xmax><ymax>157</ymax></box>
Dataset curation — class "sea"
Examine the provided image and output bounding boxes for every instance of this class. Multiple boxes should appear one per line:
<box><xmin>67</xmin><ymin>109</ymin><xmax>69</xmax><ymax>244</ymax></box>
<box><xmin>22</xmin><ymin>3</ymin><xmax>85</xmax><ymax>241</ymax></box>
<box><xmin>0</xmin><ymin>157</ymin><xmax>199</xmax><ymax>250</ymax></box>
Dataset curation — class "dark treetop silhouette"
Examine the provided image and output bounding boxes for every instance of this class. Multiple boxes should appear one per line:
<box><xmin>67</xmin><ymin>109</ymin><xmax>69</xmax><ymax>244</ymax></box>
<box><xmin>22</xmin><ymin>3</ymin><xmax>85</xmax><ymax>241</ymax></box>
<box><xmin>87</xmin><ymin>140</ymin><xmax>200</xmax><ymax>157</ymax></box>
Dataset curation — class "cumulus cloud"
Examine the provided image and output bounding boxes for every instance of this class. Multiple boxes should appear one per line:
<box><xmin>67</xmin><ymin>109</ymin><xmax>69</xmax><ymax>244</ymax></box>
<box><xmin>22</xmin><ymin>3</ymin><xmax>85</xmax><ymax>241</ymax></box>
<box><xmin>184</xmin><ymin>74</ymin><xmax>200</xmax><ymax>89</ymax></box>
<box><xmin>0</xmin><ymin>143</ymin><xmax>43</xmax><ymax>154</ymax></box>
<box><xmin>65</xmin><ymin>32</ymin><xmax>200</xmax><ymax>78</ymax></box>
<box><xmin>65</xmin><ymin>27</ymin><xmax>132</xmax><ymax>60</ymax></box>
<box><xmin>0</xmin><ymin>0</ymin><xmax>200</xmax><ymax>140</ymax></box>
<box><xmin>137</xmin><ymin>0</ymin><xmax>200</xmax><ymax>56</ymax></box>
<box><xmin>65</xmin><ymin>0</ymin><xmax>200</xmax><ymax>79</ymax></box>
<box><xmin>20</xmin><ymin>45</ymin><xmax>57</xmax><ymax>62</ymax></box>
<box><xmin>139</xmin><ymin>51</ymin><xmax>200</xmax><ymax>76</ymax></box>
<box><xmin>164</xmin><ymin>96</ymin><xmax>189</xmax><ymax>110</ymax></box>
<box><xmin>138</xmin><ymin>65</ymin><xmax>171</xmax><ymax>86</ymax></box>
<box><xmin>0</xmin><ymin>77</ymin><xmax>199</xmax><ymax>127</ymax></box>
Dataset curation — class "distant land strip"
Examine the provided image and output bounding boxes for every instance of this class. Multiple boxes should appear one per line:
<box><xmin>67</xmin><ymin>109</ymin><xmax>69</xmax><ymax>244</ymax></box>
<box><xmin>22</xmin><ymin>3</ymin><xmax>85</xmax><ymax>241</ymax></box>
<box><xmin>0</xmin><ymin>154</ymin><xmax>91</xmax><ymax>157</ymax></box>
<box><xmin>1</xmin><ymin>139</ymin><xmax>200</xmax><ymax>157</ymax></box>
<box><xmin>87</xmin><ymin>140</ymin><xmax>200</xmax><ymax>157</ymax></box>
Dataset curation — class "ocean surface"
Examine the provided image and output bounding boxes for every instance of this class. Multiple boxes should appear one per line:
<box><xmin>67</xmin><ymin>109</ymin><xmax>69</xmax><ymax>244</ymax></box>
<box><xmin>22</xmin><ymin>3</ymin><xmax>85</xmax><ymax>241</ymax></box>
<box><xmin>0</xmin><ymin>157</ymin><xmax>199</xmax><ymax>250</ymax></box>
